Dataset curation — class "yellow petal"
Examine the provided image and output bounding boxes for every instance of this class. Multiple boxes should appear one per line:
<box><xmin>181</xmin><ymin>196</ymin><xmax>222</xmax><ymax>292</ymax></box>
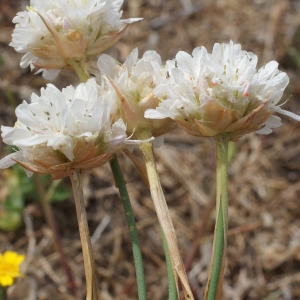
<box><xmin>3</xmin><ymin>252</ymin><xmax>24</xmax><ymax>266</ymax></box>
<box><xmin>0</xmin><ymin>275</ymin><xmax>13</xmax><ymax>287</ymax></box>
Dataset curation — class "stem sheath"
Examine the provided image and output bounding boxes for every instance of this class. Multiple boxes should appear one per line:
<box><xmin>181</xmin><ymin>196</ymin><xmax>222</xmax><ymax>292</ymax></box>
<box><xmin>110</xmin><ymin>154</ymin><xmax>147</xmax><ymax>300</ymax></box>
<box><xmin>70</xmin><ymin>170</ymin><xmax>99</xmax><ymax>300</ymax></box>
<box><xmin>138</xmin><ymin>130</ymin><xmax>194</xmax><ymax>300</ymax></box>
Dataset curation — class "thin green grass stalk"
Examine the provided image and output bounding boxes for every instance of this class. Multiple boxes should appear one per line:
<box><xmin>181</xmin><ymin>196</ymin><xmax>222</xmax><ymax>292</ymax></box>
<box><xmin>160</xmin><ymin>228</ymin><xmax>178</xmax><ymax>300</ymax></box>
<box><xmin>204</xmin><ymin>133</ymin><xmax>230</xmax><ymax>300</ymax></box>
<box><xmin>110</xmin><ymin>154</ymin><xmax>147</xmax><ymax>300</ymax></box>
<box><xmin>0</xmin><ymin>287</ymin><xmax>7</xmax><ymax>300</ymax></box>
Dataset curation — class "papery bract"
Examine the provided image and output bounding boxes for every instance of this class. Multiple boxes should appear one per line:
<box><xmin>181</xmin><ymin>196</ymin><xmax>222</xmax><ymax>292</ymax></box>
<box><xmin>145</xmin><ymin>41</ymin><xmax>300</xmax><ymax>141</ymax></box>
<box><xmin>97</xmin><ymin>48</ymin><xmax>176</xmax><ymax>145</ymax></box>
<box><xmin>10</xmin><ymin>0</ymin><xmax>142</xmax><ymax>79</ymax></box>
<box><xmin>0</xmin><ymin>79</ymin><xmax>127</xmax><ymax>179</ymax></box>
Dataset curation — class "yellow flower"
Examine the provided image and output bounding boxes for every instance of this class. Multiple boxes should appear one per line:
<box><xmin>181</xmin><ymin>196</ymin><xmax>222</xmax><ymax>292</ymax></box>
<box><xmin>0</xmin><ymin>251</ymin><xmax>25</xmax><ymax>287</ymax></box>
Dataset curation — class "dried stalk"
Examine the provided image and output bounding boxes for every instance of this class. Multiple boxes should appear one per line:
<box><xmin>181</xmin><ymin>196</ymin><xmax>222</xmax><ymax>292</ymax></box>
<box><xmin>138</xmin><ymin>129</ymin><xmax>194</xmax><ymax>300</ymax></box>
<box><xmin>70</xmin><ymin>170</ymin><xmax>99</xmax><ymax>300</ymax></box>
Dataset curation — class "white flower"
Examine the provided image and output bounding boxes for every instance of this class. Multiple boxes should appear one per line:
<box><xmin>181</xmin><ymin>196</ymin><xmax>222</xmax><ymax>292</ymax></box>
<box><xmin>10</xmin><ymin>0</ymin><xmax>142</xmax><ymax>80</ymax></box>
<box><xmin>97</xmin><ymin>48</ymin><xmax>176</xmax><ymax>143</ymax></box>
<box><xmin>0</xmin><ymin>78</ymin><xmax>127</xmax><ymax>179</ymax></box>
<box><xmin>145</xmin><ymin>41</ymin><xmax>300</xmax><ymax>141</ymax></box>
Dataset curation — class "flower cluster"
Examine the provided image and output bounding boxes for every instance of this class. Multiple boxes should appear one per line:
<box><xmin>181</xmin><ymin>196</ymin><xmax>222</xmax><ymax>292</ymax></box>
<box><xmin>0</xmin><ymin>251</ymin><xmax>25</xmax><ymax>287</ymax></box>
<box><xmin>0</xmin><ymin>79</ymin><xmax>126</xmax><ymax>179</ymax></box>
<box><xmin>10</xmin><ymin>0</ymin><xmax>141</xmax><ymax>79</ymax></box>
<box><xmin>2</xmin><ymin>1</ymin><xmax>300</xmax><ymax>298</ymax></box>
<box><xmin>145</xmin><ymin>41</ymin><xmax>300</xmax><ymax>141</ymax></box>
<box><xmin>98</xmin><ymin>48</ymin><xmax>176</xmax><ymax>144</ymax></box>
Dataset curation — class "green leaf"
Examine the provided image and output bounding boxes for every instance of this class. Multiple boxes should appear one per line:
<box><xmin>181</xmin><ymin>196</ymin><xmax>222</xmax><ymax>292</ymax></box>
<box><xmin>50</xmin><ymin>187</ymin><xmax>71</xmax><ymax>203</ymax></box>
<box><xmin>0</xmin><ymin>210</ymin><xmax>23</xmax><ymax>231</ymax></box>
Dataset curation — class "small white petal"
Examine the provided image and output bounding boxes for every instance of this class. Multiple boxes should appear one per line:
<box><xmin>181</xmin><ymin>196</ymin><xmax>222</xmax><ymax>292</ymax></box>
<box><xmin>124</xmin><ymin>137</ymin><xmax>155</xmax><ymax>144</ymax></box>
<box><xmin>273</xmin><ymin>106</ymin><xmax>300</xmax><ymax>121</ymax></box>
<box><xmin>124</xmin><ymin>48</ymin><xmax>139</xmax><ymax>70</ymax></box>
<box><xmin>152</xmin><ymin>135</ymin><xmax>164</xmax><ymax>148</ymax></box>
<box><xmin>0</xmin><ymin>152</ymin><xmax>23</xmax><ymax>168</ymax></box>
<box><xmin>97</xmin><ymin>54</ymin><xmax>117</xmax><ymax>78</ymax></box>
<box><xmin>42</xmin><ymin>69</ymin><xmax>61</xmax><ymax>80</ymax></box>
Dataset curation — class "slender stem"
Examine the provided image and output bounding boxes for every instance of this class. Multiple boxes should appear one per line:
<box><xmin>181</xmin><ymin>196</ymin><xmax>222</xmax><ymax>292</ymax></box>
<box><xmin>69</xmin><ymin>58</ymin><xmax>98</xmax><ymax>300</ymax></box>
<box><xmin>69</xmin><ymin>59</ymin><xmax>89</xmax><ymax>83</ymax></box>
<box><xmin>33</xmin><ymin>175</ymin><xmax>77</xmax><ymax>295</ymax></box>
<box><xmin>160</xmin><ymin>228</ymin><xmax>178</xmax><ymax>300</ymax></box>
<box><xmin>0</xmin><ymin>287</ymin><xmax>7</xmax><ymax>300</ymax></box>
<box><xmin>204</xmin><ymin>133</ymin><xmax>230</xmax><ymax>300</ymax></box>
<box><xmin>71</xmin><ymin>59</ymin><xmax>146</xmax><ymax>298</ymax></box>
<box><xmin>110</xmin><ymin>154</ymin><xmax>147</xmax><ymax>300</ymax></box>
<box><xmin>137</xmin><ymin>129</ymin><xmax>194</xmax><ymax>300</ymax></box>
<box><xmin>70</xmin><ymin>170</ymin><xmax>99</xmax><ymax>300</ymax></box>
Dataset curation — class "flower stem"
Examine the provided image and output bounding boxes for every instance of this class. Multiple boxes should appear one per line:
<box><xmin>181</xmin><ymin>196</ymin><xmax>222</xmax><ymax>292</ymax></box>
<box><xmin>72</xmin><ymin>63</ymin><xmax>147</xmax><ymax>298</ymax></box>
<box><xmin>204</xmin><ymin>133</ymin><xmax>230</xmax><ymax>300</ymax></box>
<box><xmin>70</xmin><ymin>170</ymin><xmax>99</xmax><ymax>300</ymax></box>
<box><xmin>137</xmin><ymin>129</ymin><xmax>194</xmax><ymax>300</ymax></box>
<box><xmin>160</xmin><ymin>227</ymin><xmax>178</xmax><ymax>300</ymax></box>
<box><xmin>69</xmin><ymin>59</ymin><xmax>90</xmax><ymax>83</ymax></box>
<box><xmin>109</xmin><ymin>154</ymin><xmax>147</xmax><ymax>300</ymax></box>
<box><xmin>0</xmin><ymin>287</ymin><xmax>7</xmax><ymax>300</ymax></box>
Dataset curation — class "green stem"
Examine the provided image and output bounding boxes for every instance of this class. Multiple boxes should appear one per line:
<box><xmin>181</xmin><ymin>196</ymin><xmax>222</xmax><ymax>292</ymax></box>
<box><xmin>70</xmin><ymin>170</ymin><xmax>99</xmax><ymax>300</ymax></box>
<box><xmin>110</xmin><ymin>154</ymin><xmax>147</xmax><ymax>300</ymax></box>
<box><xmin>0</xmin><ymin>287</ymin><xmax>7</xmax><ymax>300</ymax></box>
<box><xmin>205</xmin><ymin>133</ymin><xmax>230</xmax><ymax>300</ymax></box>
<box><xmin>69</xmin><ymin>59</ymin><xmax>89</xmax><ymax>83</ymax></box>
<box><xmin>160</xmin><ymin>228</ymin><xmax>178</xmax><ymax>300</ymax></box>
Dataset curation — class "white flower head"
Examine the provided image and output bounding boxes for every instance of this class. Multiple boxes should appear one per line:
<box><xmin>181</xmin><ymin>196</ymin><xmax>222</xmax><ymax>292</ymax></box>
<box><xmin>145</xmin><ymin>41</ymin><xmax>300</xmax><ymax>141</ymax></box>
<box><xmin>97</xmin><ymin>48</ymin><xmax>176</xmax><ymax>143</ymax></box>
<box><xmin>10</xmin><ymin>0</ymin><xmax>142</xmax><ymax>80</ymax></box>
<box><xmin>0</xmin><ymin>78</ymin><xmax>127</xmax><ymax>179</ymax></box>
